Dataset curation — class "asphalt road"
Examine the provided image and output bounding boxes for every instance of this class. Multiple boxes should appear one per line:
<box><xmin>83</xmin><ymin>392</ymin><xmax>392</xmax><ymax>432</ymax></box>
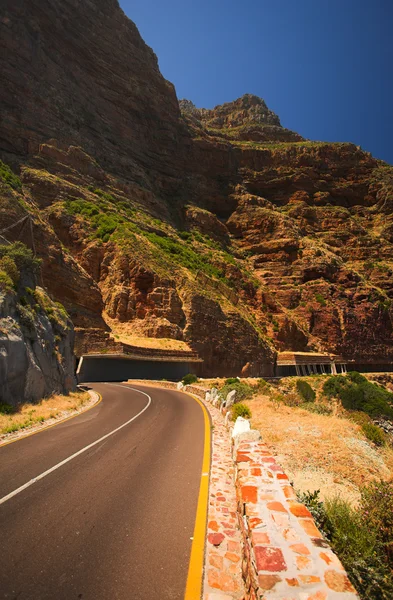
<box><xmin>0</xmin><ymin>383</ymin><xmax>206</xmax><ymax>600</ymax></box>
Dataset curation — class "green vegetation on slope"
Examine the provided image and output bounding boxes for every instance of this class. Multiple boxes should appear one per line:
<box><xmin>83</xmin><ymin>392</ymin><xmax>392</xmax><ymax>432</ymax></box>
<box><xmin>299</xmin><ymin>483</ymin><xmax>393</xmax><ymax>600</ymax></box>
<box><xmin>323</xmin><ymin>371</ymin><xmax>393</xmax><ymax>419</ymax></box>
<box><xmin>0</xmin><ymin>160</ymin><xmax>22</xmax><ymax>191</ymax></box>
<box><xmin>0</xmin><ymin>242</ymin><xmax>41</xmax><ymax>292</ymax></box>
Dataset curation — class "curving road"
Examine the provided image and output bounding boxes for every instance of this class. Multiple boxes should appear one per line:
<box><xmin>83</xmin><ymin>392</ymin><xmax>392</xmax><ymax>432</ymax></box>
<box><xmin>0</xmin><ymin>383</ymin><xmax>207</xmax><ymax>600</ymax></box>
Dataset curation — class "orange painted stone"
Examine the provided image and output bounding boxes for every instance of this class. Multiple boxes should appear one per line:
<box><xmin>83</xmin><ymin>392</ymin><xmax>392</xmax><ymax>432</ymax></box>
<box><xmin>283</xmin><ymin>486</ymin><xmax>296</xmax><ymax>499</ymax></box>
<box><xmin>277</xmin><ymin>473</ymin><xmax>289</xmax><ymax>480</ymax></box>
<box><xmin>225</xmin><ymin>551</ymin><xmax>240</xmax><ymax>563</ymax></box>
<box><xmin>289</xmin><ymin>543</ymin><xmax>310</xmax><ymax>556</ymax></box>
<box><xmin>237</xmin><ymin>453</ymin><xmax>252</xmax><ymax>462</ymax></box>
<box><xmin>319</xmin><ymin>551</ymin><xmax>344</xmax><ymax>569</ymax></box>
<box><xmin>248</xmin><ymin>517</ymin><xmax>263</xmax><ymax>529</ymax></box>
<box><xmin>254</xmin><ymin>546</ymin><xmax>287</xmax><ymax>572</ymax></box>
<box><xmin>208</xmin><ymin>569</ymin><xmax>237</xmax><ymax>592</ymax></box>
<box><xmin>208</xmin><ymin>520</ymin><xmax>219</xmax><ymax>532</ymax></box>
<box><xmin>209</xmin><ymin>553</ymin><xmax>224</xmax><ymax>569</ymax></box>
<box><xmin>251</xmin><ymin>467</ymin><xmax>262</xmax><ymax>476</ymax></box>
<box><xmin>241</xmin><ymin>485</ymin><xmax>258</xmax><ymax>503</ymax></box>
<box><xmin>324</xmin><ymin>570</ymin><xmax>356</xmax><ymax>593</ymax></box>
<box><xmin>259</xmin><ymin>493</ymin><xmax>276</xmax><ymax>501</ymax></box>
<box><xmin>289</xmin><ymin>503</ymin><xmax>312</xmax><ymax>518</ymax></box>
<box><xmin>252</xmin><ymin>531</ymin><xmax>270</xmax><ymax>545</ymax></box>
<box><xmin>296</xmin><ymin>555</ymin><xmax>312</xmax><ymax>570</ymax></box>
<box><xmin>286</xmin><ymin>577</ymin><xmax>299</xmax><ymax>587</ymax></box>
<box><xmin>227</xmin><ymin>540</ymin><xmax>240</xmax><ymax>553</ymax></box>
<box><xmin>257</xmin><ymin>574</ymin><xmax>282</xmax><ymax>590</ymax></box>
<box><xmin>267</xmin><ymin>501</ymin><xmax>287</xmax><ymax>512</ymax></box>
<box><xmin>271</xmin><ymin>512</ymin><xmax>290</xmax><ymax>528</ymax></box>
<box><xmin>299</xmin><ymin>519</ymin><xmax>323</xmax><ymax>538</ymax></box>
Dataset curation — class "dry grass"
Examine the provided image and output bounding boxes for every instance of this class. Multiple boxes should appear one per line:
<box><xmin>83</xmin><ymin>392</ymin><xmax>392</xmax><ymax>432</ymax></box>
<box><xmin>112</xmin><ymin>333</ymin><xmax>191</xmax><ymax>351</ymax></box>
<box><xmin>247</xmin><ymin>393</ymin><xmax>393</xmax><ymax>505</ymax></box>
<box><xmin>104</xmin><ymin>314</ymin><xmax>192</xmax><ymax>351</ymax></box>
<box><xmin>0</xmin><ymin>391</ymin><xmax>90</xmax><ymax>435</ymax></box>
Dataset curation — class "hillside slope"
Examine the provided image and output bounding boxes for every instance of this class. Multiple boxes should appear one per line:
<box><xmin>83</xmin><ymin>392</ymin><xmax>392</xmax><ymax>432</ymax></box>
<box><xmin>0</xmin><ymin>0</ymin><xmax>392</xmax><ymax>375</ymax></box>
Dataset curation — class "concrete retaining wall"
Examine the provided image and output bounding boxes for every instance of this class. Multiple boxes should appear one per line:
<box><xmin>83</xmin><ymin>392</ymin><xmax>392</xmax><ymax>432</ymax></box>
<box><xmin>77</xmin><ymin>357</ymin><xmax>191</xmax><ymax>382</ymax></box>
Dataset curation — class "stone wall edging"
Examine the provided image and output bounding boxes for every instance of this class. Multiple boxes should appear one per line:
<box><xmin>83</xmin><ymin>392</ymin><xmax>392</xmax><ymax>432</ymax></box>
<box><xmin>188</xmin><ymin>384</ymin><xmax>360</xmax><ymax>600</ymax></box>
<box><xmin>127</xmin><ymin>381</ymin><xmax>359</xmax><ymax>600</ymax></box>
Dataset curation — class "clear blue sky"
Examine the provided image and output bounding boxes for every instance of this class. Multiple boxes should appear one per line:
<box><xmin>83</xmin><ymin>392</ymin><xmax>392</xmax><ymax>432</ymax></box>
<box><xmin>120</xmin><ymin>0</ymin><xmax>393</xmax><ymax>164</ymax></box>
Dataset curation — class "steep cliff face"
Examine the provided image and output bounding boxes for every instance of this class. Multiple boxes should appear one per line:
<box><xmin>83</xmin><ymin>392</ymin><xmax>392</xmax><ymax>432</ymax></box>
<box><xmin>0</xmin><ymin>0</ymin><xmax>392</xmax><ymax>374</ymax></box>
<box><xmin>0</xmin><ymin>243</ymin><xmax>76</xmax><ymax>405</ymax></box>
<box><xmin>0</xmin><ymin>0</ymin><xmax>183</xmax><ymax>202</ymax></box>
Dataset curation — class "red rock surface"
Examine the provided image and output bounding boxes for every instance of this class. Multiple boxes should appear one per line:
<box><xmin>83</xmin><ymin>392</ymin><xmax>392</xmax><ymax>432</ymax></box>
<box><xmin>0</xmin><ymin>0</ymin><xmax>392</xmax><ymax>372</ymax></box>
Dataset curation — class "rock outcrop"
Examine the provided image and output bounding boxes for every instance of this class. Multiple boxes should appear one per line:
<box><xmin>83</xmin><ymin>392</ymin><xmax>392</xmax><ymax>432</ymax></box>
<box><xmin>0</xmin><ymin>0</ymin><xmax>392</xmax><ymax>375</ymax></box>
<box><xmin>0</xmin><ymin>245</ymin><xmax>76</xmax><ymax>406</ymax></box>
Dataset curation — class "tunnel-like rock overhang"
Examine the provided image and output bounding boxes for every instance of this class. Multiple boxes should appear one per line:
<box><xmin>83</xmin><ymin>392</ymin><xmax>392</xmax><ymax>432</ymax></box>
<box><xmin>77</xmin><ymin>353</ymin><xmax>203</xmax><ymax>383</ymax></box>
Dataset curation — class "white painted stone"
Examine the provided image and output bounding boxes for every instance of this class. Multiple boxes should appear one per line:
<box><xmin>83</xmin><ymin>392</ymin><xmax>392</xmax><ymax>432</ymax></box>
<box><xmin>205</xmin><ymin>392</ymin><xmax>211</xmax><ymax>402</ymax></box>
<box><xmin>232</xmin><ymin>417</ymin><xmax>251</xmax><ymax>438</ymax></box>
<box><xmin>210</xmin><ymin>387</ymin><xmax>218</xmax><ymax>401</ymax></box>
<box><xmin>225</xmin><ymin>389</ymin><xmax>237</xmax><ymax>408</ymax></box>
<box><xmin>233</xmin><ymin>429</ymin><xmax>262</xmax><ymax>453</ymax></box>
<box><xmin>177</xmin><ymin>381</ymin><xmax>184</xmax><ymax>390</ymax></box>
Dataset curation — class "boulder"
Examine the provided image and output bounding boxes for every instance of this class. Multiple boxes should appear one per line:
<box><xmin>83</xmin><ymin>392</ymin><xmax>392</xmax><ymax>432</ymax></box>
<box><xmin>232</xmin><ymin>417</ymin><xmax>251</xmax><ymax>438</ymax></box>
<box><xmin>225</xmin><ymin>389</ymin><xmax>237</xmax><ymax>408</ymax></box>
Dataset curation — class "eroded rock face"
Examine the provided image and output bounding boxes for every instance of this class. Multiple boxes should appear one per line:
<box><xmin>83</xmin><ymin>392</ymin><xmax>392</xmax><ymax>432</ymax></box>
<box><xmin>0</xmin><ymin>0</ymin><xmax>392</xmax><ymax>374</ymax></box>
<box><xmin>0</xmin><ymin>0</ymin><xmax>182</xmax><ymax>197</ymax></box>
<box><xmin>0</xmin><ymin>288</ymin><xmax>76</xmax><ymax>406</ymax></box>
<box><xmin>182</xmin><ymin>292</ymin><xmax>275</xmax><ymax>377</ymax></box>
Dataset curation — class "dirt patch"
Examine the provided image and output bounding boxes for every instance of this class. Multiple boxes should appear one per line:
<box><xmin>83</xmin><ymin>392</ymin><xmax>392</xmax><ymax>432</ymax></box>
<box><xmin>246</xmin><ymin>394</ymin><xmax>393</xmax><ymax>505</ymax></box>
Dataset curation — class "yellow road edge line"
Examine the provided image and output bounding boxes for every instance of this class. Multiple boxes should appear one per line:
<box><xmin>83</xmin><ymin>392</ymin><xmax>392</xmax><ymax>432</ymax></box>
<box><xmin>0</xmin><ymin>391</ymin><xmax>103</xmax><ymax>448</ymax></box>
<box><xmin>183</xmin><ymin>391</ymin><xmax>211</xmax><ymax>600</ymax></box>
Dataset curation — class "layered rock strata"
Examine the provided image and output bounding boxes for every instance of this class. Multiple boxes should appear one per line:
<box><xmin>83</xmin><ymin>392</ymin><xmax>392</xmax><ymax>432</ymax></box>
<box><xmin>0</xmin><ymin>0</ymin><xmax>392</xmax><ymax>374</ymax></box>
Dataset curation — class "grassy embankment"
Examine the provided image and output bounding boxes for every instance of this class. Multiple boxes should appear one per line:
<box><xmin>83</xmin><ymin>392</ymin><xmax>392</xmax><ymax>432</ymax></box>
<box><xmin>0</xmin><ymin>391</ymin><xmax>91</xmax><ymax>437</ymax></box>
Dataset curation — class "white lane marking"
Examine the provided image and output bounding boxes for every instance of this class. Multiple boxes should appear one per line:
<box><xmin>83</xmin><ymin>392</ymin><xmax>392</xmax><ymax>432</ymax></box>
<box><xmin>0</xmin><ymin>384</ymin><xmax>152</xmax><ymax>506</ymax></box>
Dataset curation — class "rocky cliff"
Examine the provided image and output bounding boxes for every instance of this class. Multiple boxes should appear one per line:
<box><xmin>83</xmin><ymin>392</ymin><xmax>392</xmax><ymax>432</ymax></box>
<box><xmin>0</xmin><ymin>240</ymin><xmax>76</xmax><ymax>406</ymax></box>
<box><xmin>0</xmin><ymin>0</ymin><xmax>392</xmax><ymax>376</ymax></box>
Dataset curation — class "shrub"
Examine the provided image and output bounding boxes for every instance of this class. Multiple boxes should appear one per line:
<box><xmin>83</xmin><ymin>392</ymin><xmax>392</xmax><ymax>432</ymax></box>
<box><xmin>315</xmin><ymin>293</ymin><xmax>327</xmax><ymax>306</ymax></box>
<box><xmin>360</xmin><ymin>480</ymin><xmax>393</xmax><ymax>567</ymax></box>
<box><xmin>182</xmin><ymin>373</ymin><xmax>198</xmax><ymax>385</ymax></box>
<box><xmin>296</xmin><ymin>379</ymin><xmax>316</xmax><ymax>402</ymax></box>
<box><xmin>256</xmin><ymin>378</ymin><xmax>268</xmax><ymax>389</ymax></box>
<box><xmin>0</xmin><ymin>256</ymin><xmax>19</xmax><ymax>286</ymax></box>
<box><xmin>232</xmin><ymin>403</ymin><xmax>252</xmax><ymax>421</ymax></box>
<box><xmin>220</xmin><ymin>381</ymin><xmax>254</xmax><ymax>402</ymax></box>
<box><xmin>299</xmin><ymin>489</ymin><xmax>393</xmax><ymax>599</ymax></box>
<box><xmin>0</xmin><ymin>270</ymin><xmax>14</xmax><ymax>291</ymax></box>
<box><xmin>323</xmin><ymin>374</ymin><xmax>349</xmax><ymax>398</ymax></box>
<box><xmin>347</xmin><ymin>371</ymin><xmax>368</xmax><ymax>385</ymax></box>
<box><xmin>361</xmin><ymin>422</ymin><xmax>386</xmax><ymax>446</ymax></box>
<box><xmin>0</xmin><ymin>160</ymin><xmax>22</xmax><ymax>191</ymax></box>
<box><xmin>0</xmin><ymin>242</ymin><xmax>41</xmax><ymax>277</ymax></box>
<box><xmin>323</xmin><ymin>374</ymin><xmax>393</xmax><ymax>419</ymax></box>
<box><xmin>0</xmin><ymin>402</ymin><xmax>15</xmax><ymax>415</ymax></box>
<box><xmin>225</xmin><ymin>378</ymin><xmax>239</xmax><ymax>385</ymax></box>
<box><xmin>349</xmin><ymin>411</ymin><xmax>372</xmax><ymax>426</ymax></box>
